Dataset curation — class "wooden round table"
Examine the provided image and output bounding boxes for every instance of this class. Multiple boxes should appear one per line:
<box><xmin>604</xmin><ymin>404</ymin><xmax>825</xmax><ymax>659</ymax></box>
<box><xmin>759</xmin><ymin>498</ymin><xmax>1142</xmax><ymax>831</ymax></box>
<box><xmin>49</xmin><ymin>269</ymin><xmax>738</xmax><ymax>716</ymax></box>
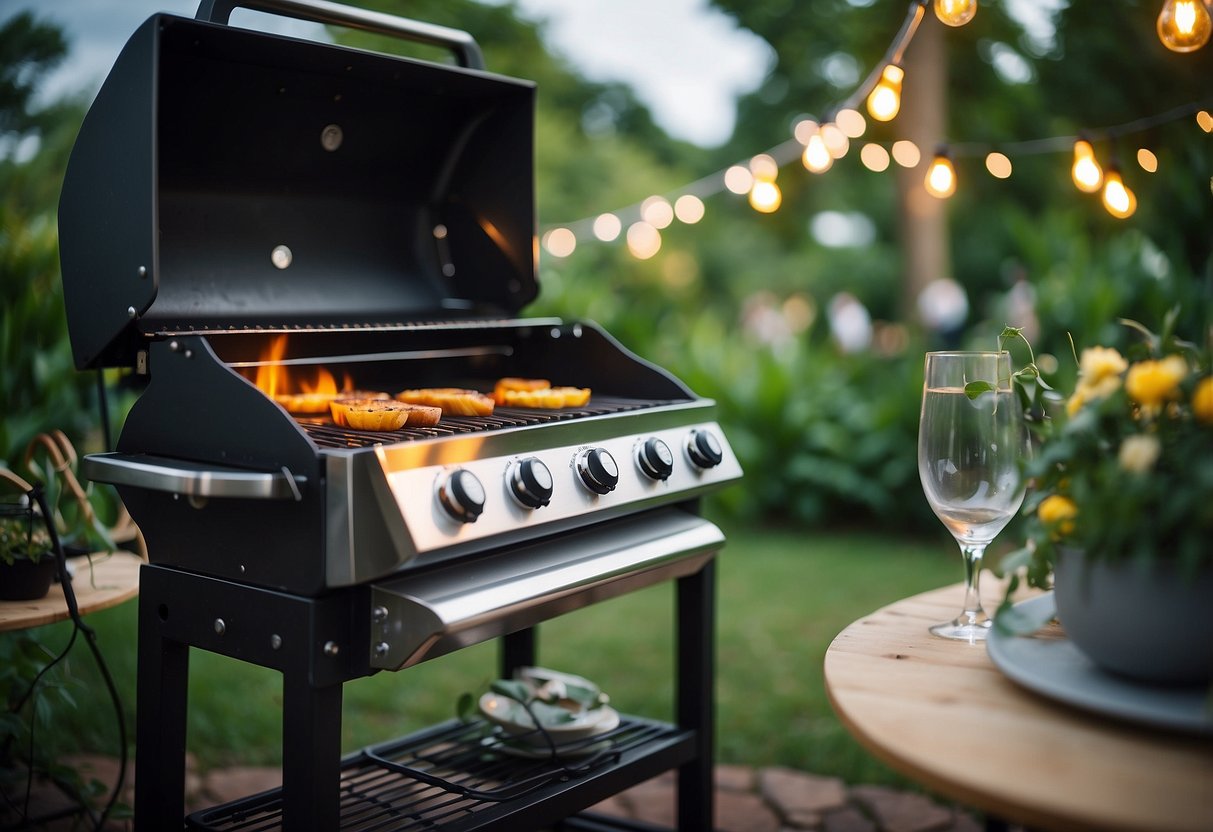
<box><xmin>823</xmin><ymin>581</ymin><xmax>1213</xmax><ymax>832</ymax></box>
<box><xmin>0</xmin><ymin>551</ymin><xmax>141</xmax><ymax>632</ymax></box>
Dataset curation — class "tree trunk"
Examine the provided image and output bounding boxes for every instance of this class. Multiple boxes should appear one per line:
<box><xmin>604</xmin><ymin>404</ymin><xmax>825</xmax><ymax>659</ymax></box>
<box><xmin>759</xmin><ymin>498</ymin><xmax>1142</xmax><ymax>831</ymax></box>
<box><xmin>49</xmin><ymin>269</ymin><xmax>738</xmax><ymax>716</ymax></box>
<box><xmin>895</xmin><ymin>14</ymin><xmax>949</xmax><ymax>322</ymax></box>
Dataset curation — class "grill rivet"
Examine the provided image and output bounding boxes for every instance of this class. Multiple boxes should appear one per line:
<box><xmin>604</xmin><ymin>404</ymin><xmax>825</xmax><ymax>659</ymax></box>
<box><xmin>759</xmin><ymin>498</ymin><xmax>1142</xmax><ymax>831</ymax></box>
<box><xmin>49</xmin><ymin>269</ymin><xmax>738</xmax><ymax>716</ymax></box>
<box><xmin>183</xmin><ymin>349</ymin><xmax>193</xmax><ymax>359</ymax></box>
<box><xmin>271</xmin><ymin>245</ymin><xmax>293</xmax><ymax>269</ymax></box>
<box><xmin>127</xmin><ymin>306</ymin><xmax>137</xmax><ymax>319</ymax></box>
<box><xmin>320</xmin><ymin>124</ymin><xmax>343</xmax><ymax>152</ymax></box>
<box><xmin>374</xmin><ymin>642</ymin><xmax>389</xmax><ymax>658</ymax></box>
<box><xmin>137</xmin><ymin>266</ymin><xmax>147</xmax><ymax>278</ymax></box>
<box><xmin>169</xmin><ymin>340</ymin><xmax>180</xmax><ymax>352</ymax></box>
<box><xmin>323</xmin><ymin>641</ymin><xmax>340</xmax><ymax>657</ymax></box>
<box><xmin>270</xmin><ymin>634</ymin><xmax>283</xmax><ymax>650</ymax></box>
<box><xmin>372</xmin><ymin>606</ymin><xmax>388</xmax><ymax>622</ymax></box>
<box><xmin>213</xmin><ymin>618</ymin><xmax>226</xmax><ymax>636</ymax></box>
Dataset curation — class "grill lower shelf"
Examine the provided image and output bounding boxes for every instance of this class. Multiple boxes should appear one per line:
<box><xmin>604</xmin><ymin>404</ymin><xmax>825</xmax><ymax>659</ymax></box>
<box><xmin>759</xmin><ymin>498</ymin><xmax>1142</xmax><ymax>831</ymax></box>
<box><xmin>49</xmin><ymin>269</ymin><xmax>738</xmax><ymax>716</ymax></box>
<box><xmin>186</xmin><ymin>716</ymin><xmax>694</xmax><ymax>831</ymax></box>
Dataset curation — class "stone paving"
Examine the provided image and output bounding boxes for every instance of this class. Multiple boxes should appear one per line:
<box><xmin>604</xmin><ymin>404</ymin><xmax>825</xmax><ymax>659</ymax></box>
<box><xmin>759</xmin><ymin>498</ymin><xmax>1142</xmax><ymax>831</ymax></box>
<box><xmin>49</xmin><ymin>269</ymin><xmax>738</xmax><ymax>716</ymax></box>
<box><xmin>12</xmin><ymin>754</ymin><xmax>991</xmax><ymax>831</ymax></box>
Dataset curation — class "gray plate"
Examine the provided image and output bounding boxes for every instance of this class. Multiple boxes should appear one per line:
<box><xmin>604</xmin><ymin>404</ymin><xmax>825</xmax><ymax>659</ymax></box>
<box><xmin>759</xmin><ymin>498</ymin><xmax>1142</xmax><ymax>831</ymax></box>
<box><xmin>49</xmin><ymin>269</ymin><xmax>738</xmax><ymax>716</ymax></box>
<box><xmin>987</xmin><ymin>593</ymin><xmax>1213</xmax><ymax>735</ymax></box>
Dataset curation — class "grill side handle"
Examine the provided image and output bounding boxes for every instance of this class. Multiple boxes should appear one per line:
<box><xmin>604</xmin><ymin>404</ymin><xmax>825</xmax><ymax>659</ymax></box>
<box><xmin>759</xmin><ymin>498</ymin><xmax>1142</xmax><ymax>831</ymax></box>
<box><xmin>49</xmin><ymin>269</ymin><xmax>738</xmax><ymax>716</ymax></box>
<box><xmin>82</xmin><ymin>452</ymin><xmax>306</xmax><ymax>501</ymax></box>
<box><xmin>194</xmin><ymin>0</ymin><xmax>486</xmax><ymax>70</ymax></box>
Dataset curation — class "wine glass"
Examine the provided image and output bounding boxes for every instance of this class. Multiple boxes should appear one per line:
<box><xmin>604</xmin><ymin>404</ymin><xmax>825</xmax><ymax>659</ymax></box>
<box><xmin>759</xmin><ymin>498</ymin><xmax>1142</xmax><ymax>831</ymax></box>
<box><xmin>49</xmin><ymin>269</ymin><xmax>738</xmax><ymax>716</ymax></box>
<box><xmin>918</xmin><ymin>351</ymin><xmax>1029</xmax><ymax>642</ymax></box>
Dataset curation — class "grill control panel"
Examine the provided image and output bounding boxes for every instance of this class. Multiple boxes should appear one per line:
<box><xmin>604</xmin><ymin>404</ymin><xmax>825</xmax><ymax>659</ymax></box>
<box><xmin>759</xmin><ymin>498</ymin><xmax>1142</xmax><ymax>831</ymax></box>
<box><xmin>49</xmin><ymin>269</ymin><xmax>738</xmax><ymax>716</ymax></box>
<box><xmin>377</xmin><ymin>422</ymin><xmax>741</xmax><ymax>554</ymax></box>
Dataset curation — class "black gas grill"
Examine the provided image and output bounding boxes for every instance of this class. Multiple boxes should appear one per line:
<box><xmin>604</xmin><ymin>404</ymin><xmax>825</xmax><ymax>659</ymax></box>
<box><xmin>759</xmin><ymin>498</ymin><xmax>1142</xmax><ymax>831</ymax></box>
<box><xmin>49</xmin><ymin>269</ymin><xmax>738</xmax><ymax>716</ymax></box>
<box><xmin>60</xmin><ymin>1</ymin><xmax>740</xmax><ymax>828</ymax></box>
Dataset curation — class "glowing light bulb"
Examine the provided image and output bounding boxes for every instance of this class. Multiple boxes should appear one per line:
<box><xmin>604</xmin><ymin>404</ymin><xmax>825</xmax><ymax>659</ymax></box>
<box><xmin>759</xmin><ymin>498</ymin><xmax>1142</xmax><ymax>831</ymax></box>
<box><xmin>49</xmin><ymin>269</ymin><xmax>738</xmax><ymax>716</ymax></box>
<box><xmin>674</xmin><ymin>194</ymin><xmax>705</xmax><ymax>224</ymax></box>
<box><xmin>750</xmin><ymin>154</ymin><xmax>779</xmax><ymax>180</ymax></box>
<box><xmin>626</xmin><ymin>222</ymin><xmax>662</xmax><ymax>259</ymax></box>
<box><xmin>641</xmin><ymin>196</ymin><xmax>674</xmax><ymax>229</ymax></box>
<box><xmin>866</xmin><ymin>65</ymin><xmax>904</xmax><ymax>123</ymax></box>
<box><xmin>934</xmin><ymin>0</ymin><xmax>977</xmax><ymax>26</ymax></box>
<box><xmin>543</xmin><ymin>227</ymin><xmax>576</xmax><ymax>257</ymax></box>
<box><xmin>821</xmin><ymin>123</ymin><xmax>850</xmax><ymax>158</ymax></box>
<box><xmin>803</xmin><ymin>133</ymin><xmax>833</xmax><ymax>173</ymax></box>
<box><xmin>1101</xmin><ymin>169</ymin><xmax>1137</xmax><ymax>219</ymax></box>
<box><xmin>985</xmin><ymin>152</ymin><xmax>1012</xmax><ymax>179</ymax></box>
<box><xmin>1197</xmin><ymin>110</ymin><xmax>1213</xmax><ymax>133</ymax></box>
<box><xmin>860</xmin><ymin>143</ymin><xmax>891</xmax><ymax>172</ymax></box>
<box><xmin>1071</xmin><ymin>139</ymin><xmax>1103</xmax><ymax>193</ymax></box>
<box><xmin>592</xmin><ymin>213</ymin><xmax>622</xmax><ymax>242</ymax></box>
<box><xmin>749</xmin><ymin>180</ymin><xmax>782</xmax><ymax>213</ymax></box>
<box><xmin>724</xmin><ymin>165</ymin><xmax>754</xmax><ymax>195</ymax></box>
<box><xmin>924</xmin><ymin>151</ymin><xmax>956</xmax><ymax>199</ymax></box>
<box><xmin>1137</xmin><ymin>148</ymin><xmax>1159</xmax><ymax>173</ymax></box>
<box><xmin>835</xmin><ymin>108</ymin><xmax>867</xmax><ymax>139</ymax></box>
<box><xmin>1157</xmin><ymin>0</ymin><xmax>1212</xmax><ymax>52</ymax></box>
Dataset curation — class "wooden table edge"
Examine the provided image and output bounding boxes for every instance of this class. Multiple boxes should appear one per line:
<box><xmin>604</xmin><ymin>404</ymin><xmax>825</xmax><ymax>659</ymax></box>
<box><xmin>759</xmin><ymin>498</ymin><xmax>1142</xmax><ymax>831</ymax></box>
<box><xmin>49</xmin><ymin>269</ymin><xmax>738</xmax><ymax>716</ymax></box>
<box><xmin>0</xmin><ymin>551</ymin><xmax>142</xmax><ymax>632</ymax></box>
<box><xmin>822</xmin><ymin>583</ymin><xmax>1213</xmax><ymax>832</ymax></box>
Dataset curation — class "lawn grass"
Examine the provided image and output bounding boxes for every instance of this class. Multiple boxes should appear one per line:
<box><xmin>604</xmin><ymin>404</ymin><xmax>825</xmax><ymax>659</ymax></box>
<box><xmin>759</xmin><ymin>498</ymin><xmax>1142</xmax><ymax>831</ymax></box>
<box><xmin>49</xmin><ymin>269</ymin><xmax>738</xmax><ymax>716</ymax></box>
<box><xmin>25</xmin><ymin>513</ymin><xmax>961</xmax><ymax>788</ymax></box>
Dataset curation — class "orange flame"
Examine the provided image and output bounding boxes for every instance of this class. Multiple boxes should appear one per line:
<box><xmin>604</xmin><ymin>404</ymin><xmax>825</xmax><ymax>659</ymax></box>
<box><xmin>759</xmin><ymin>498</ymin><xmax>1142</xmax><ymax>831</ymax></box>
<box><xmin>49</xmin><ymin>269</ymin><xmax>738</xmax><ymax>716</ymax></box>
<box><xmin>249</xmin><ymin>335</ymin><xmax>349</xmax><ymax>411</ymax></box>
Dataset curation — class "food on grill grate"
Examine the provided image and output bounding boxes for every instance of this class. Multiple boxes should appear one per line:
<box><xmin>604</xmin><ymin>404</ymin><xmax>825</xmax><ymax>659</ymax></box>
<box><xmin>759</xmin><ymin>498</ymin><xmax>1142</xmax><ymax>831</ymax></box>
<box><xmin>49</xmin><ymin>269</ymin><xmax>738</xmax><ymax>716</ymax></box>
<box><xmin>493</xmin><ymin>377</ymin><xmax>550</xmax><ymax>403</ymax></box>
<box><xmin>330</xmin><ymin>399</ymin><xmax>441</xmax><ymax>430</ymax></box>
<box><xmin>275</xmin><ymin>392</ymin><xmax>340</xmax><ymax>415</ymax></box>
<box><xmin>496</xmin><ymin>385</ymin><xmax>593</xmax><ymax>409</ymax></box>
<box><xmin>396</xmin><ymin>388</ymin><xmax>496</xmax><ymax>416</ymax></box>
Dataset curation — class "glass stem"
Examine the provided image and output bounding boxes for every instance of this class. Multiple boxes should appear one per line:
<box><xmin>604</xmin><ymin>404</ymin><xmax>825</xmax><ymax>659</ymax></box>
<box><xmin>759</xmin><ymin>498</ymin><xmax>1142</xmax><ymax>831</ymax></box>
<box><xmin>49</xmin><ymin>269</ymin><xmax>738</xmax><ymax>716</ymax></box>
<box><xmin>958</xmin><ymin>542</ymin><xmax>987</xmax><ymax>625</ymax></box>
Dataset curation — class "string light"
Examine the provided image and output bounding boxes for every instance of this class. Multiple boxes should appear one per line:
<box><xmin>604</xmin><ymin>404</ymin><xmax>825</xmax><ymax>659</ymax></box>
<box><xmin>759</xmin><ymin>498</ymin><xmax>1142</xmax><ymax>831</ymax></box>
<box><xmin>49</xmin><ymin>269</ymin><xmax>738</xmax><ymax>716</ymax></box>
<box><xmin>723</xmin><ymin>165</ymin><xmax>754</xmax><ymax>194</ymax></box>
<box><xmin>626</xmin><ymin>221</ymin><xmax>662</xmax><ymax>258</ymax></box>
<box><xmin>1136</xmin><ymin>148</ymin><xmax>1159</xmax><ymax>173</ymax></box>
<box><xmin>934</xmin><ymin>0</ymin><xmax>977</xmax><ymax>27</ymax></box>
<box><xmin>543</xmin><ymin>227</ymin><xmax>576</xmax><ymax>257</ymax></box>
<box><xmin>866</xmin><ymin>64</ymin><xmax>905</xmax><ymax>122</ymax></box>
<box><xmin>1157</xmin><ymin>0</ymin><xmax>1212</xmax><ymax>52</ymax></box>
<box><xmin>924</xmin><ymin>148</ymin><xmax>957</xmax><ymax>198</ymax></box>
<box><xmin>803</xmin><ymin>132</ymin><xmax>834</xmax><ymax>173</ymax></box>
<box><xmin>891</xmin><ymin>139</ymin><xmax>921</xmax><ymax>168</ymax></box>
<box><xmin>860</xmin><ymin>143</ymin><xmax>891</xmax><ymax>172</ymax></box>
<box><xmin>641</xmin><ymin>195</ymin><xmax>674</xmax><ymax>229</ymax></box>
<box><xmin>1071</xmin><ymin>138</ymin><xmax>1103</xmax><ymax>193</ymax></box>
<box><xmin>674</xmin><ymin>194</ymin><xmax>706</xmax><ymax>223</ymax></box>
<box><xmin>835</xmin><ymin>108</ymin><xmax>867</xmax><ymax>139</ymax></box>
<box><xmin>985</xmin><ymin>152</ymin><xmax>1012</xmax><ymax>179</ymax></box>
<box><xmin>537</xmin><ymin>0</ymin><xmax>1213</xmax><ymax>259</ymax></box>
<box><xmin>1101</xmin><ymin>167</ymin><xmax>1138</xmax><ymax>218</ymax></box>
<box><xmin>749</xmin><ymin>179</ymin><xmax>783</xmax><ymax>213</ymax></box>
<box><xmin>593</xmin><ymin>213</ymin><xmax>622</xmax><ymax>242</ymax></box>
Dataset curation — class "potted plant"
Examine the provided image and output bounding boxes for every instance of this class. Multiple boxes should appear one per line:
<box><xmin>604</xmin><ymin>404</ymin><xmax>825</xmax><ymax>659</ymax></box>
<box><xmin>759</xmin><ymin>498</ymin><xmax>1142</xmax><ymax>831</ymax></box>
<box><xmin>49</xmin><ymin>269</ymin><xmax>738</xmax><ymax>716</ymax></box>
<box><xmin>997</xmin><ymin>314</ymin><xmax>1213</xmax><ymax>685</ymax></box>
<box><xmin>0</xmin><ymin>470</ymin><xmax>57</xmax><ymax>602</ymax></box>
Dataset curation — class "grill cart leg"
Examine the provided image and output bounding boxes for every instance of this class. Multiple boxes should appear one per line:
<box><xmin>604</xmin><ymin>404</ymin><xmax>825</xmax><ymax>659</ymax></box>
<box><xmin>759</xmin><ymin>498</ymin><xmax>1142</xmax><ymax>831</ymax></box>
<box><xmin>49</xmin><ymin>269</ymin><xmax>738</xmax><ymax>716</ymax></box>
<box><xmin>676</xmin><ymin>559</ymin><xmax>715</xmax><ymax>831</ymax></box>
<box><xmin>500</xmin><ymin>626</ymin><xmax>537</xmax><ymax>679</ymax></box>
<box><xmin>135</xmin><ymin>577</ymin><xmax>190</xmax><ymax>830</ymax></box>
<box><xmin>281</xmin><ymin>675</ymin><xmax>343</xmax><ymax>830</ymax></box>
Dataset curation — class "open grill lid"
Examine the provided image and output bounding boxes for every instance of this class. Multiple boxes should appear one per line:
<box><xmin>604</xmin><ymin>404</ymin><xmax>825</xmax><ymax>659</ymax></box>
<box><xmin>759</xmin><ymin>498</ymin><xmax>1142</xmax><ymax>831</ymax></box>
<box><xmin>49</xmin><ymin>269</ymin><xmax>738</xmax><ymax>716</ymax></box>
<box><xmin>58</xmin><ymin>0</ymin><xmax>537</xmax><ymax>370</ymax></box>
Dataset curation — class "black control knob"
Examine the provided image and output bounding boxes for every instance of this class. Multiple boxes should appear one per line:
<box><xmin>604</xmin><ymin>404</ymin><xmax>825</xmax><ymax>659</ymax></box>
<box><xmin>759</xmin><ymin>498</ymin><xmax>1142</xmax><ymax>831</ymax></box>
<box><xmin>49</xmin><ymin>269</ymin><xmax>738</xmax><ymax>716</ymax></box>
<box><xmin>686</xmin><ymin>429</ymin><xmax>724</xmax><ymax>469</ymax></box>
<box><xmin>637</xmin><ymin>437</ymin><xmax>675</xmax><ymax>481</ymax></box>
<box><xmin>575</xmin><ymin>447</ymin><xmax>619</xmax><ymax>495</ymax></box>
<box><xmin>437</xmin><ymin>468</ymin><xmax>486</xmax><ymax>523</ymax></box>
<box><xmin>507</xmin><ymin>457</ymin><xmax>554</xmax><ymax>509</ymax></box>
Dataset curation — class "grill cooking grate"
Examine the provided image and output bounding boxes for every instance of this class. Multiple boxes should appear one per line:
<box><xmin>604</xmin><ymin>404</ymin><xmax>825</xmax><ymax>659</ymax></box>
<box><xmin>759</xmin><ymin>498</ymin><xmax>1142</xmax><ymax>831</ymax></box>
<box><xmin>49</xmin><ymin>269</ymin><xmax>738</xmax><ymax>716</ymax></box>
<box><xmin>186</xmin><ymin>716</ymin><xmax>686</xmax><ymax>831</ymax></box>
<box><xmin>299</xmin><ymin>397</ymin><xmax>684</xmax><ymax>449</ymax></box>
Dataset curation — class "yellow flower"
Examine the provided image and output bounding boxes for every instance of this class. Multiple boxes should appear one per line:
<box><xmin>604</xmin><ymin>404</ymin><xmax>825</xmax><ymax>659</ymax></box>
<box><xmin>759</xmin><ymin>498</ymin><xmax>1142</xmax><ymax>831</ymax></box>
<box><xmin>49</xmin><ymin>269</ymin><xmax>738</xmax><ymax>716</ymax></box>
<box><xmin>1065</xmin><ymin>389</ymin><xmax>1085</xmax><ymax>417</ymax></box>
<box><xmin>1037</xmin><ymin>494</ymin><xmax>1077</xmax><ymax>536</ymax></box>
<box><xmin>1118</xmin><ymin>434</ymin><xmax>1161</xmax><ymax>473</ymax></box>
<box><xmin>1194</xmin><ymin>376</ymin><xmax>1213</xmax><ymax>425</ymax></box>
<box><xmin>1125</xmin><ymin>355</ymin><xmax>1188</xmax><ymax>409</ymax></box>
<box><xmin>1078</xmin><ymin>346</ymin><xmax>1127</xmax><ymax>386</ymax></box>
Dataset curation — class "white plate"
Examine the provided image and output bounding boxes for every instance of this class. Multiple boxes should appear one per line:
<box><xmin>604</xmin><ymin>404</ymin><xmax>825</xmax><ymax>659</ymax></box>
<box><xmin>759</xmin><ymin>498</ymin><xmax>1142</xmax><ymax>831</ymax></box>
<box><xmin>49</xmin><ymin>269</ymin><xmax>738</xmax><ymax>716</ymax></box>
<box><xmin>479</xmin><ymin>693</ymin><xmax>619</xmax><ymax>745</ymax></box>
<box><xmin>987</xmin><ymin>593</ymin><xmax>1213</xmax><ymax>736</ymax></box>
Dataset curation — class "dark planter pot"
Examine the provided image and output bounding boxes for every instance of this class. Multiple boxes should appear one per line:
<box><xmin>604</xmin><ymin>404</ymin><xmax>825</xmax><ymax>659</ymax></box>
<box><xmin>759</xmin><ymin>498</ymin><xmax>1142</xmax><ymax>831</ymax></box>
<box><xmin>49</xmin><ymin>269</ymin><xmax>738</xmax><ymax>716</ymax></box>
<box><xmin>0</xmin><ymin>555</ymin><xmax>57</xmax><ymax>601</ymax></box>
<box><xmin>1054</xmin><ymin>547</ymin><xmax>1213</xmax><ymax>686</ymax></box>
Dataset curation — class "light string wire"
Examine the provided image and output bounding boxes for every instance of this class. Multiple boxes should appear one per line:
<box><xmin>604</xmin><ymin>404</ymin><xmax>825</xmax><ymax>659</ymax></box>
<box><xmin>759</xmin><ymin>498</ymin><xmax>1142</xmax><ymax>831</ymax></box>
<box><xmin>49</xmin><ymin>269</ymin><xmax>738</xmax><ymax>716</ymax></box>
<box><xmin>544</xmin><ymin>0</ymin><xmax>1211</xmax><ymax>241</ymax></box>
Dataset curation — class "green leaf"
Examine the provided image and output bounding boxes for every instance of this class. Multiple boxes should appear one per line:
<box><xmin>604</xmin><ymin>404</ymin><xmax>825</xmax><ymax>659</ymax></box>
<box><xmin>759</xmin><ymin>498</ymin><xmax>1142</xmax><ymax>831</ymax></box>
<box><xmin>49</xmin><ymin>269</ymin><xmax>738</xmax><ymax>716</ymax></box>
<box><xmin>456</xmin><ymin>691</ymin><xmax>475</xmax><ymax>723</ymax></box>
<box><xmin>489</xmin><ymin>679</ymin><xmax>531</xmax><ymax>703</ymax></box>
<box><xmin>964</xmin><ymin>381</ymin><xmax>995</xmax><ymax>400</ymax></box>
<box><xmin>993</xmin><ymin>597</ymin><xmax>1055</xmax><ymax>636</ymax></box>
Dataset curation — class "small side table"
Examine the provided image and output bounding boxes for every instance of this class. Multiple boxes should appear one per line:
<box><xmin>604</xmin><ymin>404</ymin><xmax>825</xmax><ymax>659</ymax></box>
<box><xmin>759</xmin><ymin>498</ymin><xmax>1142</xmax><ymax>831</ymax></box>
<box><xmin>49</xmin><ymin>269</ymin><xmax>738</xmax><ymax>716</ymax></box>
<box><xmin>824</xmin><ymin>581</ymin><xmax>1213</xmax><ymax>832</ymax></box>
<box><xmin>1</xmin><ymin>551</ymin><xmax>142</xmax><ymax>632</ymax></box>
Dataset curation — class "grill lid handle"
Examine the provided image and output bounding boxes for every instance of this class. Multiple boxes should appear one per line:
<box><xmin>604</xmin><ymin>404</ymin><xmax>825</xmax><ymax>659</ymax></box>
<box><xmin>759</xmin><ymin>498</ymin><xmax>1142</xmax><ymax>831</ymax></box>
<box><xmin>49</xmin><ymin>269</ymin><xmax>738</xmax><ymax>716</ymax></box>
<box><xmin>195</xmin><ymin>0</ymin><xmax>486</xmax><ymax>69</ymax></box>
<box><xmin>82</xmin><ymin>452</ymin><xmax>307</xmax><ymax>501</ymax></box>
